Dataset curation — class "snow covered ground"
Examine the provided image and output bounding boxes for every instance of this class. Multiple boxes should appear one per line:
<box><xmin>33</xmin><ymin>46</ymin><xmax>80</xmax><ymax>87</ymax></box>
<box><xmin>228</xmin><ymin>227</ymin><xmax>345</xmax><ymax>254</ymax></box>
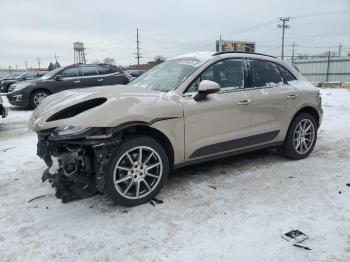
<box><xmin>0</xmin><ymin>89</ymin><xmax>350</xmax><ymax>262</ymax></box>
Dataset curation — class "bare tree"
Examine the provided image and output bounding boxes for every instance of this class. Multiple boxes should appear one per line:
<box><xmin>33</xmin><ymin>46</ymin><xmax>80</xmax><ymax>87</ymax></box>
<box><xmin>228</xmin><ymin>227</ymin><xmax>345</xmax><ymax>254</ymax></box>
<box><xmin>103</xmin><ymin>57</ymin><xmax>116</xmax><ymax>65</ymax></box>
<box><xmin>154</xmin><ymin>55</ymin><xmax>165</xmax><ymax>64</ymax></box>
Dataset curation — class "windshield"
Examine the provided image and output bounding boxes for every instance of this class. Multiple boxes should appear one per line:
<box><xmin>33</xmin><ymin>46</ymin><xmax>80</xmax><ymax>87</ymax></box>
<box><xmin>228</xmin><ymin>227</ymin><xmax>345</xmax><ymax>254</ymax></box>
<box><xmin>15</xmin><ymin>72</ymin><xmax>27</xmax><ymax>79</ymax></box>
<box><xmin>41</xmin><ymin>67</ymin><xmax>62</xmax><ymax>80</ymax></box>
<box><xmin>129</xmin><ymin>57</ymin><xmax>209</xmax><ymax>92</ymax></box>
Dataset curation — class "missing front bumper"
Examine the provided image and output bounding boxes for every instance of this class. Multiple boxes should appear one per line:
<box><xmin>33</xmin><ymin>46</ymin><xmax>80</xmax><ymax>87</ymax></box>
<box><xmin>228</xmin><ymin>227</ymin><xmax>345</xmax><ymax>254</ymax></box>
<box><xmin>37</xmin><ymin>132</ymin><xmax>121</xmax><ymax>203</ymax></box>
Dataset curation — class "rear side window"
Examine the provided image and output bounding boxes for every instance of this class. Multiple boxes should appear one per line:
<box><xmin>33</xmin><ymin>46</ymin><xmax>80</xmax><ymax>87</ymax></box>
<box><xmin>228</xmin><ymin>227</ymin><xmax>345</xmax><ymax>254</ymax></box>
<box><xmin>62</xmin><ymin>68</ymin><xmax>79</xmax><ymax>78</ymax></box>
<box><xmin>98</xmin><ymin>65</ymin><xmax>119</xmax><ymax>75</ymax></box>
<box><xmin>278</xmin><ymin>65</ymin><xmax>296</xmax><ymax>83</ymax></box>
<box><xmin>250</xmin><ymin>60</ymin><xmax>283</xmax><ymax>87</ymax></box>
<box><xmin>81</xmin><ymin>66</ymin><xmax>98</xmax><ymax>76</ymax></box>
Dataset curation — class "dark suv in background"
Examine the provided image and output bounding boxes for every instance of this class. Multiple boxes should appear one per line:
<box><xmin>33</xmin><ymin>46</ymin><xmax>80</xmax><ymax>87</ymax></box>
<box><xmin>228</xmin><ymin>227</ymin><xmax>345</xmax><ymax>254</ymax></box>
<box><xmin>0</xmin><ymin>71</ymin><xmax>48</xmax><ymax>93</ymax></box>
<box><xmin>7</xmin><ymin>64</ymin><xmax>130</xmax><ymax>108</ymax></box>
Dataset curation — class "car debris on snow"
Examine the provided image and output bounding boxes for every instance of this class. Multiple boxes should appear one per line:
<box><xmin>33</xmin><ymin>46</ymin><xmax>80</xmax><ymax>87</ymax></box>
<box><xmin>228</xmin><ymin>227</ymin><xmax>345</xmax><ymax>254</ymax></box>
<box><xmin>150</xmin><ymin>197</ymin><xmax>163</xmax><ymax>206</ymax></box>
<box><xmin>282</xmin><ymin>230</ymin><xmax>312</xmax><ymax>250</ymax></box>
<box><xmin>27</xmin><ymin>193</ymin><xmax>53</xmax><ymax>203</ymax></box>
<box><xmin>0</xmin><ymin>147</ymin><xmax>15</xmax><ymax>152</ymax></box>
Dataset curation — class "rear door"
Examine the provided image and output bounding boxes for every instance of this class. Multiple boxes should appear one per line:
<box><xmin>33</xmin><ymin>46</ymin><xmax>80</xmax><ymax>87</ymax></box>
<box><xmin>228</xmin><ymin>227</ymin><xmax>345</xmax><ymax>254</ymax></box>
<box><xmin>183</xmin><ymin>58</ymin><xmax>252</xmax><ymax>160</ymax></box>
<box><xmin>79</xmin><ymin>65</ymin><xmax>100</xmax><ymax>88</ymax></box>
<box><xmin>53</xmin><ymin>66</ymin><xmax>81</xmax><ymax>92</ymax></box>
<box><xmin>247</xmin><ymin>59</ymin><xmax>296</xmax><ymax>143</ymax></box>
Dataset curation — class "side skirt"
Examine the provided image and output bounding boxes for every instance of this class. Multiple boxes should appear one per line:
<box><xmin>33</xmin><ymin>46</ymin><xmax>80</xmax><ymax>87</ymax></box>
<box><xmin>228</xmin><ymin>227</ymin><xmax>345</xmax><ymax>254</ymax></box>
<box><xmin>174</xmin><ymin>142</ymin><xmax>282</xmax><ymax>170</ymax></box>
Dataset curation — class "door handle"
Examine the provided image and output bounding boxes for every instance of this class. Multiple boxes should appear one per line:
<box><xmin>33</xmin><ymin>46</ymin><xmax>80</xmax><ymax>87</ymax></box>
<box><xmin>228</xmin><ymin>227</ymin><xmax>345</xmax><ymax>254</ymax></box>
<box><xmin>236</xmin><ymin>99</ymin><xmax>251</xmax><ymax>105</ymax></box>
<box><xmin>97</xmin><ymin>78</ymin><xmax>104</xmax><ymax>82</ymax></box>
<box><xmin>73</xmin><ymin>80</ymin><xmax>80</xmax><ymax>84</ymax></box>
<box><xmin>286</xmin><ymin>94</ymin><xmax>297</xmax><ymax>99</ymax></box>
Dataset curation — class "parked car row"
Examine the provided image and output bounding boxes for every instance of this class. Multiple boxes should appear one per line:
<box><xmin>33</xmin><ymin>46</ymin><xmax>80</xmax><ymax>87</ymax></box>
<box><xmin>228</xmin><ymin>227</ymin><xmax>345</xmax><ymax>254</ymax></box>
<box><xmin>6</xmin><ymin>64</ymin><xmax>131</xmax><ymax>108</ymax></box>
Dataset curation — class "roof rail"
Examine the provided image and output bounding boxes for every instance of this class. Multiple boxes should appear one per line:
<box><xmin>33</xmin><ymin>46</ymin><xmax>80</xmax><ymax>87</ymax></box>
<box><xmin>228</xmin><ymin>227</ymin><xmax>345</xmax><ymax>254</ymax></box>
<box><xmin>213</xmin><ymin>51</ymin><xmax>277</xmax><ymax>59</ymax></box>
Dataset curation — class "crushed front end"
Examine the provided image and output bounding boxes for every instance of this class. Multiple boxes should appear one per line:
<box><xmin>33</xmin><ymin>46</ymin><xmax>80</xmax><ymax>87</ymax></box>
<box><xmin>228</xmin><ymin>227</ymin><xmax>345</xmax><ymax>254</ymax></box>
<box><xmin>37</xmin><ymin>126</ymin><xmax>121</xmax><ymax>203</ymax></box>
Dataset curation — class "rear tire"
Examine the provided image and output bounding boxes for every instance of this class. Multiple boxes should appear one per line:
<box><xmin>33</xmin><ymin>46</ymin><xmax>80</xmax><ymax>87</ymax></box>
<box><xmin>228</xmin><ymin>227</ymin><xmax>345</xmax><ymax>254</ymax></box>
<box><xmin>281</xmin><ymin>113</ymin><xmax>317</xmax><ymax>159</ymax></box>
<box><xmin>30</xmin><ymin>90</ymin><xmax>50</xmax><ymax>109</ymax></box>
<box><xmin>105</xmin><ymin>136</ymin><xmax>169</xmax><ymax>206</ymax></box>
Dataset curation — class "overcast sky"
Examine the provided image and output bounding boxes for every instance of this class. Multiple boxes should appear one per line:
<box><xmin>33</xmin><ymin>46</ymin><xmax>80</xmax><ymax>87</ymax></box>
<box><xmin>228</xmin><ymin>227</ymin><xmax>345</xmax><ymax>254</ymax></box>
<box><xmin>0</xmin><ymin>0</ymin><xmax>349</xmax><ymax>69</ymax></box>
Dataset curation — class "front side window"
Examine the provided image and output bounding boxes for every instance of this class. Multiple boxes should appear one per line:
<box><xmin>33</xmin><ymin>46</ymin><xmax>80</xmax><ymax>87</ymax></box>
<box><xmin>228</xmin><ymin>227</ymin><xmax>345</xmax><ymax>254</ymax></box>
<box><xmin>250</xmin><ymin>60</ymin><xmax>283</xmax><ymax>87</ymax></box>
<box><xmin>130</xmin><ymin>57</ymin><xmax>209</xmax><ymax>92</ymax></box>
<box><xmin>81</xmin><ymin>66</ymin><xmax>98</xmax><ymax>76</ymax></box>
<box><xmin>62</xmin><ymin>68</ymin><xmax>79</xmax><ymax>78</ymax></box>
<box><xmin>41</xmin><ymin>67</ymin><xmax>61</xmax><ymax>80</ymax></box>
<box><xmin>187</xmin><ymin>59</ymin><xmax>244</xmax><ymax>92</ymax></box>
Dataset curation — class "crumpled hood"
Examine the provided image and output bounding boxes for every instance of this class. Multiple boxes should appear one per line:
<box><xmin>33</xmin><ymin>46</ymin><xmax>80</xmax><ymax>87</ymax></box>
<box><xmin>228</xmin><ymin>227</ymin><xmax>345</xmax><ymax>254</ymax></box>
<box><xmin>28</xmin><ymin>85</ymin><xmax>183</xmax><ymax>131</ymax></box>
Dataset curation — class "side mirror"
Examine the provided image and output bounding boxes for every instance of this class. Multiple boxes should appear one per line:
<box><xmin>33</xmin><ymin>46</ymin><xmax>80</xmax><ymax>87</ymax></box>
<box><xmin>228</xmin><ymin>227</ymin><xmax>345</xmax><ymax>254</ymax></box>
<box><xmin>55</xmin><ymin>75</ymin><xmax>63</xmax><ymax>81</ymax></box>
<box><xmin>193</xmin><ymin>80</ymin><xmax>220</xmax><ymax>101</ymax></box>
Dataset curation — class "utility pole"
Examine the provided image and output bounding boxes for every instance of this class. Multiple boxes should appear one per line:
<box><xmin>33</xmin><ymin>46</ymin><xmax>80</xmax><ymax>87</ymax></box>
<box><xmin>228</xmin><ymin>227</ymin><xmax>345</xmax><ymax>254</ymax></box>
<box><xmin>54</xmin><ymin>53</ymin><xmax>59</xmax><ymax>63</ymax></box>
<box><xmin>8</xmin><ymin>65</ymin><xmax>12</xmax><ymax>74</ymax></box>
<box><xmin>278</xmin><ymin>17</ymin><xmax>293</xmax><ymax>60</ymax></box>
<box><xmin>292</xmin><ymin>42</ymin><xmax>296</xmax><ymax>62</ymax></box>
<box><xmin>326</xmin><ymin>50</ymin><xmax>331</xmax><ymax>82</ymax></box>
<box><xmin>338</xmin><ymin>43</ymin><xmax>342</xmax><ymax>57</ymax></box>
<box><xmin>135</xmin><ymin>28</ymin><xmax>142</xmax><ymax>69</ymax></box>
<box><xmin>37</xmin><ymin>57</ymin><xmax>41</xmax><ymax>69</ymax></box>
<box><xmin>25</xmin><ymin>61</ymin><xmax>28</xmax><ymax>69</ymax></box>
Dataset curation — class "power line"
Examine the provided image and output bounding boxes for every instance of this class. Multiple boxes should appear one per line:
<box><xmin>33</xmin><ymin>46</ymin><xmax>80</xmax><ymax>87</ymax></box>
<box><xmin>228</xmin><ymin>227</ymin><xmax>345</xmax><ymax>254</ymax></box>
<box><xmin>294</xmin><ymin>9</ymin><xmax>350</xmax><ymax>19</ymax></box>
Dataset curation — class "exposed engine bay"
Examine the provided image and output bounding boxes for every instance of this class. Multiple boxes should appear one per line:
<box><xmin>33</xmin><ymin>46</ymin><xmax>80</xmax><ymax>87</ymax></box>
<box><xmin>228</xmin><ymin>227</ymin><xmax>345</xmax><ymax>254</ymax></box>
<box><xmin>37</xmin><ymin>126</ymin><xmax>121</xmax><ymax>202</ymax></box>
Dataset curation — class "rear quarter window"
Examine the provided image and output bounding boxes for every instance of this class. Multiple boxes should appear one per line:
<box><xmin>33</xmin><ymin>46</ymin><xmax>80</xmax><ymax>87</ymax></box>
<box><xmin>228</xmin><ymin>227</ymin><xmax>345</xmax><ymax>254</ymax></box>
<box><xmin>278</xmin><ymin>65</ymin><xmax>297</xmax><ymax>84</ymax></box>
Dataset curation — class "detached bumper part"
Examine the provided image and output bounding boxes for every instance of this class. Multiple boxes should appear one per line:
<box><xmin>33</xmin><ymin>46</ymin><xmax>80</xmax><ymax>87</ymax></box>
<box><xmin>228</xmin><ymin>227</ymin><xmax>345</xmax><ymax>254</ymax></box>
<box><xmin>37</xmin><ymin>131</ymin><xmax>121</xmax><ymax>203</ymax></box>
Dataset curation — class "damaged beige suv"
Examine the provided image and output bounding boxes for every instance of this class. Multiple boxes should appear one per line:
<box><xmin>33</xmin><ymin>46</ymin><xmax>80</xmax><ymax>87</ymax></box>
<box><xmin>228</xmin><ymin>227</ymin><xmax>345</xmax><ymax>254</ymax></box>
<box><xmin>28</xmin><ymin>52</ymin><xmax>322</xmax><ymax>206</ymax></box>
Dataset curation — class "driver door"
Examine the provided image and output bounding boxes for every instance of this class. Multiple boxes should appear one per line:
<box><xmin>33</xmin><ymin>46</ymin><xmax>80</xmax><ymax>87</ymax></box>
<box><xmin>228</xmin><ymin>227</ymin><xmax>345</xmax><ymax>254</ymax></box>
<box><xmin>183</xmin><ymin>58</ymin><xmax>252</xmax><ymax>160</ymax></box>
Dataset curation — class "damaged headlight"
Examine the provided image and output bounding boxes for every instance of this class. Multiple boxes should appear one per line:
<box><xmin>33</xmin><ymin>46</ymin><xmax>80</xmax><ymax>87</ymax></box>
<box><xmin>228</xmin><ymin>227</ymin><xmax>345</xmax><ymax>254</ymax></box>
<box><xmin>51</xmin><ymin>125</ymin><xmax>110</xmax><ymax>140</ymax></box>
<box><xmin>55</xmin><ymin>125</ymin><xmax>91</xmax><ymax>136</ymax></box>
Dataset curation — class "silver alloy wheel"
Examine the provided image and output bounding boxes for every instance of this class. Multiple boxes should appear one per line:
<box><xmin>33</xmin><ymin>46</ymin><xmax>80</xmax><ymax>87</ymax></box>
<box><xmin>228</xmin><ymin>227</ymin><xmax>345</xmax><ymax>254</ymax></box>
<box><xmin>113</xmin><ymin>146</ymin><xmax>163</xmax><ymax>200</ymax></box>
<box><xmin>33</xmin><ymin>92</ymin><xmax>48</xmax><ymax>107</ymax></box>
<box><xmin>293</xmin><ymin>119</ymin><xmax>315</xmax><ymax>154</ymax></box>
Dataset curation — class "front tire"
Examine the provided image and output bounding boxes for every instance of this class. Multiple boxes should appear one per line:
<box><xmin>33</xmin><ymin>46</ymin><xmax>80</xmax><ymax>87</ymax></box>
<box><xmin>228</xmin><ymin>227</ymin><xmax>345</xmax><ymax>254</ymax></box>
<box><xmin>30</xmin><ymin>90</ymin><xmax>50</xmax><ymax>108</ymax></box>
<box><xmin>105</xmin><ymin>136</ymin><xmax>169</xmax><ymax>206</ymax></box>
<box><xmin>281</xmin><ymin>113</ymin><xmax>318</xmax><ymax>159</ymax></box>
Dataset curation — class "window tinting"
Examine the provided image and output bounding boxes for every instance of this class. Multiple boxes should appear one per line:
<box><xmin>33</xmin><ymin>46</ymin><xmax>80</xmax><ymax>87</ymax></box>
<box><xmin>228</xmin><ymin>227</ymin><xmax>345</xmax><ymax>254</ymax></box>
<box><xmin>187</xmin><ymin>59</ymin><xmax>244</xmax><ymax>92</ymax></box>
<box><xmin>81</xmin><ymin>66</ymin><xmax>98</xmax><ymax>76</ymax></box>
<box><xmin>62</xmin><ymin>68</ymin><xmax>79</xmax><ymax>78</ymax></box>
<box><xmin>250</xmin><ymin>60</ymin><xmax>283</xmax><ymax>87</ymax></box>
<box><xmin>278</xmin><ymin>65</ymin><xmax>296</xmax><ymax>83</ymax></box>
<box><xmin>98</xmin><ymin>65</ymin><xmax>119</xmax><ymax>75</ymax></box>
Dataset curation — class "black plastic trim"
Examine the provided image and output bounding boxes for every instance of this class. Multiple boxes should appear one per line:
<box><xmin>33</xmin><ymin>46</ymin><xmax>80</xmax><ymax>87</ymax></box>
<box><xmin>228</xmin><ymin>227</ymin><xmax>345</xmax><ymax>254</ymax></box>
<box><xmin>175</xmin><ymin>141</ymin><xmax>282</xmax><ymax>169</ymax></box>
<box><xmin>189</xmin><ymin>130</ymin><xmax>280</xmax><ymax>158</ymax></box>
